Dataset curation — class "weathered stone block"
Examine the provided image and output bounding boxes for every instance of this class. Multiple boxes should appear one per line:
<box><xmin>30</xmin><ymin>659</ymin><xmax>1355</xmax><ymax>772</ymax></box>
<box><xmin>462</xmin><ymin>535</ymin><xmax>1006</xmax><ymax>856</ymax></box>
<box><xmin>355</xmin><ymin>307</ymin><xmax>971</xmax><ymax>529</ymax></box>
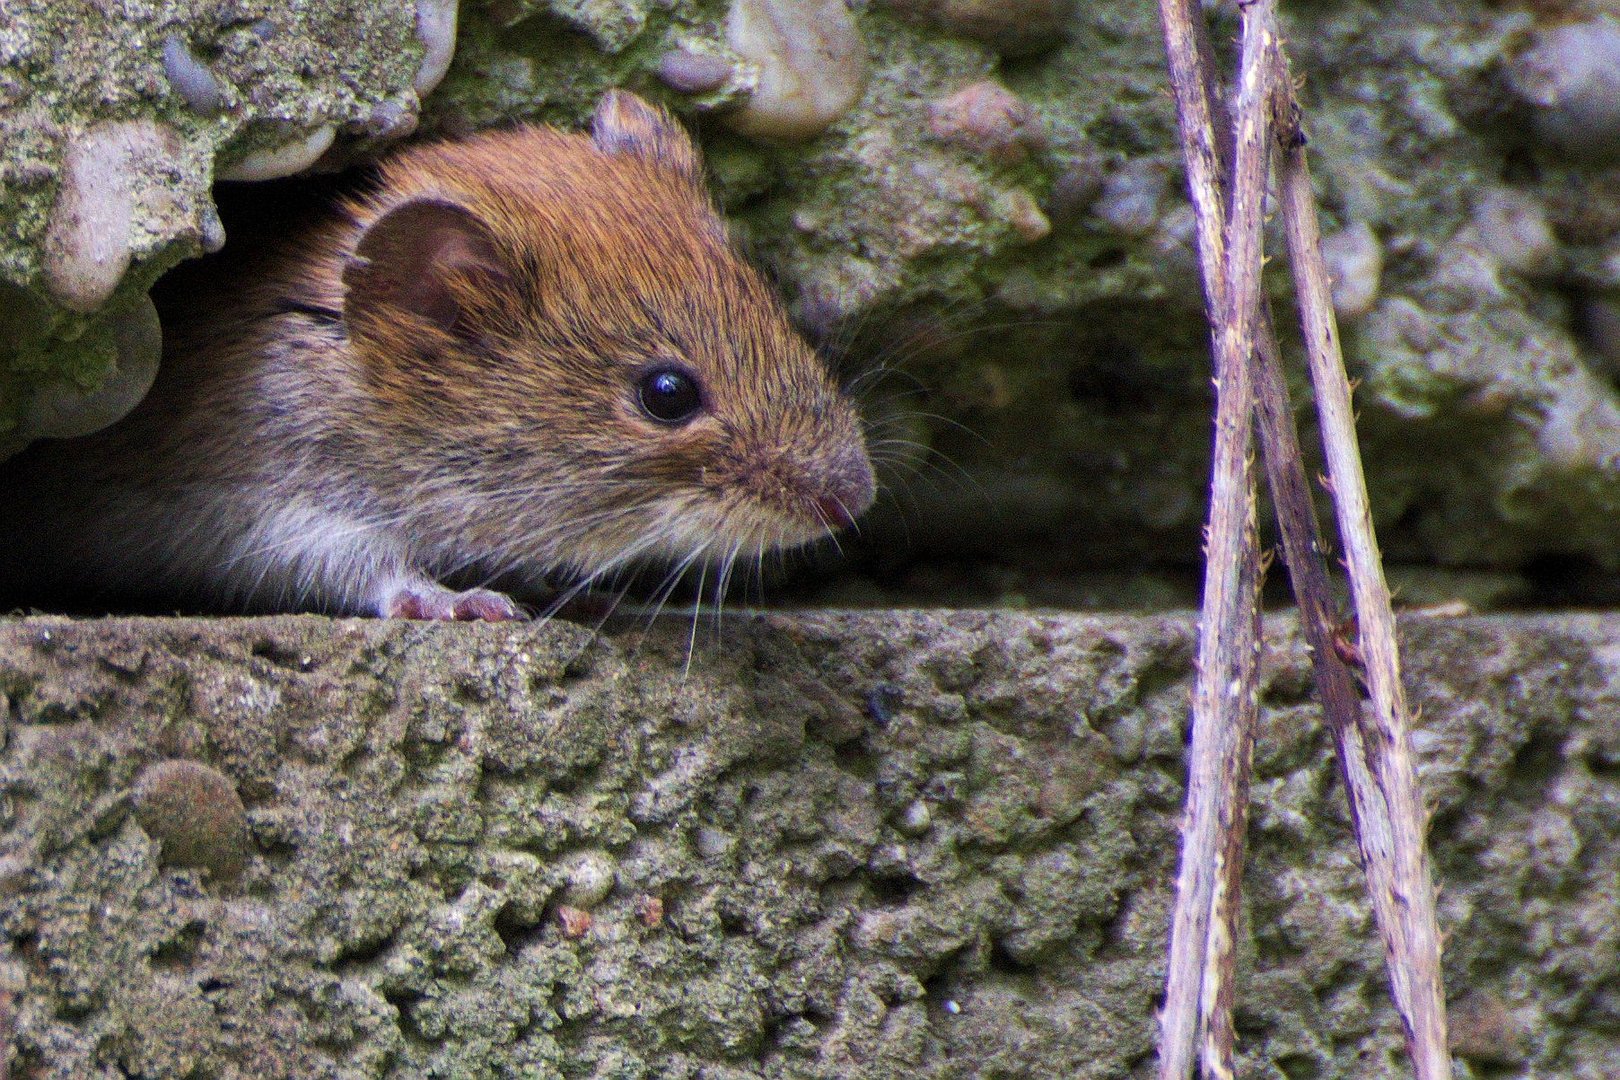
<box><xmin>2</xmin><ymin>610</ymin><xmax>1617</xmax><ymax>1076</ymax></box>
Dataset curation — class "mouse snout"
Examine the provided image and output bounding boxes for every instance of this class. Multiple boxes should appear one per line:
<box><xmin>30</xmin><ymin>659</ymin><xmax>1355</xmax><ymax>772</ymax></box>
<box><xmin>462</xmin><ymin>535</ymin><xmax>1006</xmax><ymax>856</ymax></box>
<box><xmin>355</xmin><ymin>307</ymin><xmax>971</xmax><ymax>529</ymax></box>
<box><xmin>813</xmin><ymin>447</ymin><xmax>876</xmax><ymax>531</ymax></box>
<box><xmin>816</xmin><ymin>494</ymin><xmax>857</xmax><ymax>530</ymax></box>
<box><xmin>736</xmin><ymin>437</ymin><xmax>874</xmax><ymax>542</ymax></box>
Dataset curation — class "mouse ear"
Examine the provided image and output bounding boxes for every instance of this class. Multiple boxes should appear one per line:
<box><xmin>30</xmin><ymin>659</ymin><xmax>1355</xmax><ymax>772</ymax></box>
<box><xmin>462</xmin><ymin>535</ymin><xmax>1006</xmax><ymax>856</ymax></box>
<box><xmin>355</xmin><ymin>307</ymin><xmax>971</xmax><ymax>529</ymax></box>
<box><xmin>343</xmin><ymin>199</ymin><xmax>508</xmax><ymax>335</ymax></box>
<box><xmin>591</xmin><ymin>90</ymin><xmax>703</xmax><ymax>185</ymax></box>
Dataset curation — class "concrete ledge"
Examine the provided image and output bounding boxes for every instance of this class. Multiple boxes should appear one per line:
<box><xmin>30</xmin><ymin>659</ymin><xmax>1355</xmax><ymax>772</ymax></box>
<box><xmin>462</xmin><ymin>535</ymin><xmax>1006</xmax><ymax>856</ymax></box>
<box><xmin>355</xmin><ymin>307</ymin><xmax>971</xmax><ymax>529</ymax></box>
<box><xmin>2</xmin><ymin>610</ymin><xmax>1616</xmax><ymax>1077</ymax></box>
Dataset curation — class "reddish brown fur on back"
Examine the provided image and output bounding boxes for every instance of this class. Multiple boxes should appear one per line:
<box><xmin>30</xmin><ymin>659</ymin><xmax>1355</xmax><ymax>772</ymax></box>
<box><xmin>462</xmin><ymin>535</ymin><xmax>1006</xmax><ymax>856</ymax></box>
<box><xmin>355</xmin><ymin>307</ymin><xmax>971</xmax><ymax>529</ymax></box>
<box><xmin>324</xmin><ymin>117</ymin><xmax>814</xmax><ymax>425</ymax></box>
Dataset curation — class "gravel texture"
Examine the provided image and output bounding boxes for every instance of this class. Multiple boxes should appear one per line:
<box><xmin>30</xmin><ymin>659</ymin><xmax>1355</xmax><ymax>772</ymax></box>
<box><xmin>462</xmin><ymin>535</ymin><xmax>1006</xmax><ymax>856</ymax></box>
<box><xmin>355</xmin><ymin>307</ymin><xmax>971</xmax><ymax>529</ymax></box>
<box><xmin>9</xmin><ymin>3</ymin><xmax>1620</xmax><ymax>583</ymax></box>
<box><xmin>4</xmin><ymin>609</ymin><xmax>1620</xmax><ymax>1077</ymax></box>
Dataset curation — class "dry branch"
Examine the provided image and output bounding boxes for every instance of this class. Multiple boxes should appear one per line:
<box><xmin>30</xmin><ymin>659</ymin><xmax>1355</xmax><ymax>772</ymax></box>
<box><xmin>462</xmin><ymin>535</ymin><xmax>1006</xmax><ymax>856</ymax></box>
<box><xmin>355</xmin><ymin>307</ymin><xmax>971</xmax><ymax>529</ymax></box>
<box><xmin>1175</xmin><ymin>27</ymin><xmax>1425</xmax><ymax>1071</ymax></box>
<box><xmin>1154</xmin><ymin>1</ymin><xmax>1275</xmax><ymax>1076</ymax></box>
<box><xmin>1271</xmin><ymin>54</ymin><xmax>1451</xmax><ymax>1077</ymax></box>
<box><xmin>1153</xmin><ymin>1</ymin><xmax>1450</xmax><ymax>1077</ymax></box>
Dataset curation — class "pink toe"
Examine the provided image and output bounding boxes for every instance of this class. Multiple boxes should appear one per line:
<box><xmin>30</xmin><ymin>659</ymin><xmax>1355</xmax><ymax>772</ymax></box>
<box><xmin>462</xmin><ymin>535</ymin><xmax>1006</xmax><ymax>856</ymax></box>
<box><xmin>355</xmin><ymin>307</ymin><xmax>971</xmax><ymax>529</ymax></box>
<box><xmin>384</xmin><ymin>592</ymin><xmax>436</xmax><ymax>620</ymax></box>
<box><xmin>452</xmin><ymin>591</ymin><xmax>525</xmax><ymax>622</ymax></box>
<box><xmin>380</xmin><ymin>582</ymin><xmax>524</xmax><ymax>621</ymax></box>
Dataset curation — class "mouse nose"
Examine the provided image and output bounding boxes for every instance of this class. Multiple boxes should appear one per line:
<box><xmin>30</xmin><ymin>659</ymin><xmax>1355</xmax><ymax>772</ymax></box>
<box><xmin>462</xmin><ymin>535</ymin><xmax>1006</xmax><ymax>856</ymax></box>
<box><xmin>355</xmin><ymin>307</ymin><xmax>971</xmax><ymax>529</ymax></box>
<box><xmin>816</xmin><ymin>494</ymin><xmax>857</xmax><ymax>529</ymax></box>
<box><xmin>814</xmin><ymin>451</ymin><xmax>876</xmax><ymax>531</ymax></box>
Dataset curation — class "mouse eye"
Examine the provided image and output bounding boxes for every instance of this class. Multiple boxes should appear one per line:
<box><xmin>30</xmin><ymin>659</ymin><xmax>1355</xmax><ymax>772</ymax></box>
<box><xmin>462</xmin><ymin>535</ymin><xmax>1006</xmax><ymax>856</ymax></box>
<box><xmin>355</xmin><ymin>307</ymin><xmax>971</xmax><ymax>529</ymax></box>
<box><xmin>637</xmin><ymin>366</ymin><xmax>704</xmax><ymax>425</ymax></box>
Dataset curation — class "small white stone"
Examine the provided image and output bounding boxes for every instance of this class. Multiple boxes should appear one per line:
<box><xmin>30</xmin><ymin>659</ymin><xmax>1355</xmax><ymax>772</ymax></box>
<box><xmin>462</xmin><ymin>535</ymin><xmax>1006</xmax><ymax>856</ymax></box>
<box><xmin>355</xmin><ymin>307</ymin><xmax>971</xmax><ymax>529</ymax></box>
<box><xmin>162</xmin><ymin>34</ymin><xmax>228</xmax><ymax>115</ymax></box>
<box><xmin>559</xmin><ymin>850</ymin><xmax>617</xmax><ymax>908</ymax></box>
<box><xmin>998</xmin><ymin>189</ymin><xmax>1051</xmax><ymax>244</ymax></box>
<box><xmin>218</xmin><ymin>125</ymin><xmax>337</xmax><ymax>182</ymax></box>
<box><xmin>1322</xmin><ymin>221</ymin><xmax>1383</xmax><ymax>320</ymax></box>
<box><xmin>200</xmin><ymin>204</ymin><xmax>227</xmax><ymax>254</ymax></box>
<box><xmin>724</xmin><ymin>0</ymin><xmax>868</xmax><ymax>141</ymax></box>
<box><xmin>657</xmin><ymin>48</ymin><xmax>736</xmax><ymax>95</ymax></box>
<box><xmin>364</xmin><ymin>94</ymin><xmax>422</xmax><ymax>143</ymax></box>
<box><xmin>1470</xmin><ymin>188</ymin><xmax>1557</xmax><ymax>278</ymax></box>
<box><xmin>897</xmin><ymin>800</ymin><xmax>932</xmax><ymax>835</ymax></box>
<box><xmin>44</xmin><ymin>120</ymin><xmax>188</xmax><ymax>312</ymax></box>
<box><xmin>414</xmin><ymin>0</ymin><xmax>459</xmax><ymax>96</ymax></box>
<box><xmin>695</xmin><ymin>826</ymin><xmax>733</xmax><ymax>858</ymax></box>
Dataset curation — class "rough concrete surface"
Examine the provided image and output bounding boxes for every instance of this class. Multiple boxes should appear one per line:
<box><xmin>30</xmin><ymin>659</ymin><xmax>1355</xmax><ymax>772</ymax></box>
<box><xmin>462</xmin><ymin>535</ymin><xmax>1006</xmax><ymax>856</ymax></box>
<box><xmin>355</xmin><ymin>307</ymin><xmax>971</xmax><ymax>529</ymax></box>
<box><xmin>12</xmin><ymin>3</ymin><xmax>1620</xmax><ymax>583</ymax></box>
<box><xmin>2</xmin><ymin>609</ymin><xmax>1618</xmax><ymax>1077</ymax></box>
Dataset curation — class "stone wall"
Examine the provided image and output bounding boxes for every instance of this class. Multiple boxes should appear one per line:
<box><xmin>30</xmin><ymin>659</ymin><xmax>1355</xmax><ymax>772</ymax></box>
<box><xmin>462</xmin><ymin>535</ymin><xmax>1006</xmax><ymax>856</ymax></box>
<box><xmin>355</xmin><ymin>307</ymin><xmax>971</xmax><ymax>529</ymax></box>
<box><xmin>8</xmin><ymin>4</ymin><xmax>1620</xmax><ymax>582</ymax></box>
<box><xmin>4</xmin><ymin>610</ymin><xmax>1619</xmax><ymax>1076</ymax></box>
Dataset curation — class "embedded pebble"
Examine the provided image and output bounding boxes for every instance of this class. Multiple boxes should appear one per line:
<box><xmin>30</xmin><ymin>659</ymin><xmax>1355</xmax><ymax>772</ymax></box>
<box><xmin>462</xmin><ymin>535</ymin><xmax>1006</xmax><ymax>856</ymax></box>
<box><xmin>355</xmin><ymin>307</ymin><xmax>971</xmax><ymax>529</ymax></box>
<box><xmin>896</xmin><ymin>800</ymin><xmax>932</xmax><ymax>835</ymax></box>
<box><xmin>1104</xmin><ymin>710</ymin><xmax>1148</xmax><ymax>764</ymax></box>
<box><xmin>1469</xmin><ymin>188</ymin><xmax>1558</xmax><ymax>278</ymax></box>
<box><xmin>199</xmin><ymin>203</ymin><xmax>226</xmax><ymax>253</ymax></box>
<box><xmin>1092</xmin><ymin>159</ymin><xmax>1167</xmax><ymax>237</ymax></box>
<box><xmin>927</xmin><ymin>80</ymin><xmax>1044</xmax><ymax>164</ymax></box>
<box><xmin>863</xmin><ymin>683</ymin><xmax>902</xmax><ymax>725</ymax></box>
<box><xmin>636</xmin><ymin>895</ymin><xmax>665</xmax><ymax>928</ymax></box>
<box><xmin>997</xmin><ymin>188</ymin><xmax>1051</xmax><ymax>243</ymax></box>
<box><xmin>162</xmin><ymin>34</ymin><xmax>227</xmax><ymax>115</ymax></box>
<box><xmin>555</xmin><ymin>905</ymin><xmax>593</xmax><ymax>938</ymax></box>
<box><xmin>657</xmin><ymin>48</ymin><xmax>736</xmax><ymax>95</ymax></box>
<box><xmin>362</xmin><ymin>95</ymin><xmax>421</xmax><ymax>142</ymax></box>
<box><xmin>21</xmin><ymin>294</ymin><xmax>161</xmax><ymax>440</ymax></box>
<box><xmin>218</xmin><ymin>125</ymin><xmax>337</xmax><ymax>182</ymax></box>
<box><xmin>694</xmin><ymin>826</ymin><xmax>733</xmax><ymax>858</ymax></box>
<box><xmin>724</xmin><ymin>0</ymin><xmax>868</xmax><ymax>141</ymax></box>
<box><xmin>559</xmin><ymin>850</ymin><xmax>617</xmax><ymax>908</ymax></box>
<box><xmin>131</xmin><ymin>759</ymin><xmax>252</xmax><ymax>880</ymax></box>
<box><xmin>1321</xmin><ymin>221</ymin><xmax>1383</xmax><ymax>319</ymax></box>
<box><xmin>43</xmin><ymin>119</ymin><xmax>188</xmax><ymax>312</ymax></box>
<box><xmin>414</xmin><ymin>0</ymin><xmax>459</xmax><ymax>96</ymax></box>
<box><xmin>1507</xmin><ymin>15</ymin><xmax>1620</xmax><ymax>163</ymax></box>
<box><xmin>886</xmin><ymin>0</ymin><xmax>1074</xmax><ymax>56</ymax></box>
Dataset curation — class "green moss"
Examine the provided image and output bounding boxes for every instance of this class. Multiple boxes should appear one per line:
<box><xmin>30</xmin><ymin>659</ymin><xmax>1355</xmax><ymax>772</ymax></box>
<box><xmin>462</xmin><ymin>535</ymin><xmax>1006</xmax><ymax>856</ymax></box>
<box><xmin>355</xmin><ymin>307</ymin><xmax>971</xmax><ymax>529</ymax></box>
<box><xmin>10</xmin><ymin>0</ymin><xmax>1620</xmax><ymax>583</ymax></box>
<box><xmin>6</xmin><ymin>611</ymin><xmax>1620</xmax><ymax>1074</ymax></box>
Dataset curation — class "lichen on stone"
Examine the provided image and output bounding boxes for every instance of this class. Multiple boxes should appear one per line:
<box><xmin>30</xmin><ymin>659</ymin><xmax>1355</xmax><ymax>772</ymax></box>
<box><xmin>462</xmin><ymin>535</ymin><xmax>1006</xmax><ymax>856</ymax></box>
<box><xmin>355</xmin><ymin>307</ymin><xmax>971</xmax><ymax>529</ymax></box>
<box><xmin>11</xmin><ymin>0</ymin><xmax>1620</xmax><ymax>589</ymax></box>
<box><xmin>5</xmin><ymin>611</ymin><xmax>1620</xmax><ymax>1075</ymax></box>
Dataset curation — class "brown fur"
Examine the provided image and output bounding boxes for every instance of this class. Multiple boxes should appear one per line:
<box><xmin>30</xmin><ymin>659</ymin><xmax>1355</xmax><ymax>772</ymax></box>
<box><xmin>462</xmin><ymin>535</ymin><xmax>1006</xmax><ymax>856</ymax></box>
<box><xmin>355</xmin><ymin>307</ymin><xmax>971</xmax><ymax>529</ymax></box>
<box><xmin>0</xmin><ymin>92</ymin><xmax>874</xmax><ymax>618</ymax></box>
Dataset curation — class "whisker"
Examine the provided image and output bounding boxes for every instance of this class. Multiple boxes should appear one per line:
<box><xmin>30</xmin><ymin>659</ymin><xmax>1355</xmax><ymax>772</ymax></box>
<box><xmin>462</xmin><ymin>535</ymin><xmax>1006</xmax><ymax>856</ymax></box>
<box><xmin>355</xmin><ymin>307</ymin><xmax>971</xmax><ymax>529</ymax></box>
<box><xmin>683</xmin><ymin>557</ymin><xmax>709</xmax><ymax>679</ymax></box>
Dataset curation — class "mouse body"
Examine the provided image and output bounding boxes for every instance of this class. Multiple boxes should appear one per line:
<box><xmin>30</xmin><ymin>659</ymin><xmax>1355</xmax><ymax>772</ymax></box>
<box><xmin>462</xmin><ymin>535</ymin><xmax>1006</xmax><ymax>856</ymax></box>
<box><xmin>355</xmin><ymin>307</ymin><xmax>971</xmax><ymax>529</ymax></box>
<box><xmin>0</xmin><ymin>92</ymin><xmax>874</xmax><ymax>619</ymax></box>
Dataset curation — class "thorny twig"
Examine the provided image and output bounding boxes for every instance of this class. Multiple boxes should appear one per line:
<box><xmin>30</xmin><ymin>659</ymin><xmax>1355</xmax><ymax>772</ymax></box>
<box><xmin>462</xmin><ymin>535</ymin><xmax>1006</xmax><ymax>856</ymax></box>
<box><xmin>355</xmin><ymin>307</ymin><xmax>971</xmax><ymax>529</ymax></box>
<box><xmin>1158</xmin><ymin>9</ymin><xmax>1422</xmax><ymax>1071</ymax></box>
<box><xmin>1153</xmin><ymin>1</ymin><xmax>1450</xmax><ymax>1077</ymax></box>
<box><xmin>1165</xmin><ymin>15</ymin><xmax>1438</xmax><ymax>1065</ymax></box>
<box><xmin>1155</xmin><ymin>1</ymin><xmax>1274</xmax><ymax>1076</ymax></box>
<box><xmin>1271</xmin><ymin>49</ymin><xmax>1451</xmax><ymax>1078</ymax></box>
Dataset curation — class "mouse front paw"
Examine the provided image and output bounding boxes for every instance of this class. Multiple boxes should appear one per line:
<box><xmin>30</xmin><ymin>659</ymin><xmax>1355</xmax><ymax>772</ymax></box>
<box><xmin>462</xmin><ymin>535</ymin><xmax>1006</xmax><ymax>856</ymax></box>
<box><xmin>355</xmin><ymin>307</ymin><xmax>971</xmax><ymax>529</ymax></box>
<box><xmin>379</xmin><ymin>580</ymin><xmax>527</xmax><ymax>622</ymax></box>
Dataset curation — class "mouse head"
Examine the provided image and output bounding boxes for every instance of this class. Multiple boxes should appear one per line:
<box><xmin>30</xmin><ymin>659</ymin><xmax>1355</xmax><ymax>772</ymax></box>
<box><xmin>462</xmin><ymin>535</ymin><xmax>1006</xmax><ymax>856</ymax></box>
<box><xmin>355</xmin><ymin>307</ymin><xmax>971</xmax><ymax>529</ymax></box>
<box><xmin>339</xmin><ymin>91</ymin><xmax>875</xmax><ymax>579</ymax></box>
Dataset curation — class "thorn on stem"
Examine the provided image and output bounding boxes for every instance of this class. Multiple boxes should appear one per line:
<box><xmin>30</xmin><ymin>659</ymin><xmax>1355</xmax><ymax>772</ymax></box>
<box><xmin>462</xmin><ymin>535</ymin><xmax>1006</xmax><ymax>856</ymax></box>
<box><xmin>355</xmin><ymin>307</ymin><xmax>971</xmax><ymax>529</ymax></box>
<box><xmin>1331</xmin><ymin>614</ymin><xmax>1363</xmax><ymax>670</ymax></box>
